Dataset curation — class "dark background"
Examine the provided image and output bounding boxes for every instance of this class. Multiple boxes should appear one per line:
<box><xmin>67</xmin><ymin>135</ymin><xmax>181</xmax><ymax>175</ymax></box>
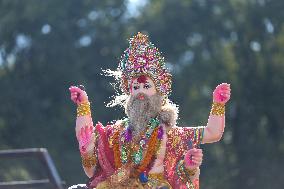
<box><xmin>0</xmin><ymin>0</ymin><xmax>283</xmax><ymax>188</ymax></box>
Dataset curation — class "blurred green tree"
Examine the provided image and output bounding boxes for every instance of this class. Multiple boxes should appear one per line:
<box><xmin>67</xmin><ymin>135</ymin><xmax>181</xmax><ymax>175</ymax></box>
<box><xmin>0</xmin><ymin>0</ymin><xmax>129</xmax><ymax>184</ymax></box>
<box><xmin>0</xmin><ymin>0</ymin><xmax>284</xmax><ymax>188</ymax></box>
<box><xmin>132</xmin><ymin>0</ymin><xmax>284</xmax><ymax>188</ymax></box>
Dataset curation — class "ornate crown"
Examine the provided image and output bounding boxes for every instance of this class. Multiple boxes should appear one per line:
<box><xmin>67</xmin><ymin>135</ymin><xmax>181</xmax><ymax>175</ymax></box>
<box><xmin>118</xmin><ymin>32</ymin><xmax>172</xmax><ymax>96</ymax></box>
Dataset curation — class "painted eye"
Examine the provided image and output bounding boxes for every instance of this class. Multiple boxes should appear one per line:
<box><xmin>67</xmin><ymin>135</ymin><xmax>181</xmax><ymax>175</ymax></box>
<box><xmin>133</xmin><ymin>85</ymin><xmax>140</xmax><ymax>90</ymax></box>
<box><xmin>144</xmin><ymin>84</ymin><xmax>151</xmax><ymax>89</ymax></box>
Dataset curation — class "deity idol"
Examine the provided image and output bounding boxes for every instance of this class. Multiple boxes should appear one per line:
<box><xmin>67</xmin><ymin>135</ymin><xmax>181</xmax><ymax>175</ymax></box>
<box><xmin>69</xmin><ymin>32</ymin><xmax>231</xmax><ymax>189</ymax></box>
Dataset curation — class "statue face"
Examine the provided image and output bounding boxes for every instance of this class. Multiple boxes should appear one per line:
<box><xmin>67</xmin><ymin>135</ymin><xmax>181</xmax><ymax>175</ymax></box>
<box><xmin>130</xmin><ymin>75</ymin><xmax>157</xmax><ymax>97</ymax></box>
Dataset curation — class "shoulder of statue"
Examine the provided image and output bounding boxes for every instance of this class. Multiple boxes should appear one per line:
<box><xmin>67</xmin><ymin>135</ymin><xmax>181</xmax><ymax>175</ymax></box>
<box><xmin>113</xmin><ymin>118</ymin><xmax>128</xmax><ymax>130</ymax></box>
<box><xmin>166</xmin><ymin>126</ymin><xmax>194</xmax><ymax>141</ymax></box>
<box><xmin>158</xmin><ymin>102</ymin><xmax>178</xmax><ymax>129</ymax></box>
<box><xmin>166</xmin><ymin>126</ymin><xmax>179</xmax><ymax>136</ymax></box>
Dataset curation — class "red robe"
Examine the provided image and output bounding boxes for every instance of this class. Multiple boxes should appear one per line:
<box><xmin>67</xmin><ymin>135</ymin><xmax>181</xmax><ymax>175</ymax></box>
<box><xmin>86</xmin><ymin>121</ymin><xmax>204</xmax><ymax>189</ymax></box>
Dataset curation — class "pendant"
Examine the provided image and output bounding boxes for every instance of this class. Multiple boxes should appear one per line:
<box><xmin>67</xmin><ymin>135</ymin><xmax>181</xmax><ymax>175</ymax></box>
<box><xmin>133</xmin><ymin>149</ymin><xmax>143</xmax><ymax>164</ymax></box>
<box><xmin>139</xmin><ymin>172</ymin><xmax>148</xmax><ymax>183</ymax></box>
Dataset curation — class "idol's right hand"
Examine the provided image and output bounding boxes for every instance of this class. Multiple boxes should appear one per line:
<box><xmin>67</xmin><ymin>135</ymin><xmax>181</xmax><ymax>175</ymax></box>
<box><xmin>69</xmin><ymin>85</ymin><xmax>89</xmax><ymax>105</ymax></box>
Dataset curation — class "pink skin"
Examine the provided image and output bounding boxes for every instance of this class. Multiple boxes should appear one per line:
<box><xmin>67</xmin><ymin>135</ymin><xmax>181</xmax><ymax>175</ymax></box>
<box><xmin>183</xmin><ymin>84</ymin><xmax>230</xmax><ymax>169</ymax></box>
<box><xmin>69</xmin><ymin>86</ymin><xmax>93</xmax><ymax>156</ymax></box>
<box><xmin>213</xmin><ymin>83</ymin><xmax>231</xmax><ymax>104</ymax></box>
<box><xmin>78</xmin><ymin>125</ymin><xmax>94</xmax><ymax>155</ymax></box>
<box><xmin>202</xmin><ymin>83</ymin><xmax>231</xmax><ymax>144</ymax></box>
<box><xmin>130</xmin><ymin>76</ymin><xmax>157</xmax><ymax>97</ymax></box>
<box><xmin>69</xmin><ymin>86</ymin><xmax>89</xmax><ymax>105</ymax></box>
<box><xmin>184</xmin><ymin>148</ymin><xmax>203</xmax><ymax>170</ymax></box>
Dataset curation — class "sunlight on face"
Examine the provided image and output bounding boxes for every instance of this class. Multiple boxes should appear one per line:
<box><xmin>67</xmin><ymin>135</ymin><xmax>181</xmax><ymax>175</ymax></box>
<box><xmin>130</xmin><ymin>75</ymin><xmax>157</xmax><ymax>96</ymax></box>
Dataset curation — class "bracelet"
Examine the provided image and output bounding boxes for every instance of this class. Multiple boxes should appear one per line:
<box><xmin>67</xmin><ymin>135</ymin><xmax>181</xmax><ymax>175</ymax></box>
<box><xmin>179</xmin><ymin>160</ymin><xmax>197</xmax><ymax>177</ymax></box>
<box><xmin>81</xmin><ymin>153</ymin><xmax>97</xmax><ymax>168</ymax></box>
<box><xmin>176</xmin><ymin>160</ymin><xmax>195</xmax><ymax>189</ymax></box>
<box><xmin>183</xmin><ymin>165</ymin><xmax>197</xmax><ymax>177</ymax></box>
<box><xmin>210</xmin><ymin>102</ymin><xmax>225</xmax><ymax>116</ymax></box>
<box><xmin>77</xmin><ymin>102</ymin><xmax>91</xmax><ymax>117</ymax></box>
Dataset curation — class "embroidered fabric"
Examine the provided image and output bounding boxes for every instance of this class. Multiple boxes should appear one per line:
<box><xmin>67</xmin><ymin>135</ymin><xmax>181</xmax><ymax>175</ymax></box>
<box><xmin>85</xmin><ymin>121</ymin><xmax>204</xmax><ymax>189</ymax></box>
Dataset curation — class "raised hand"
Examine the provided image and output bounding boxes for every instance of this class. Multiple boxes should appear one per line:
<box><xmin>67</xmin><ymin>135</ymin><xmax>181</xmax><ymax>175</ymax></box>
<box><xmin>213</xmin><ymin>83</ymin><xmax>231</xmax><ymax>104</ymax></box>
<box><xmin>69</xmin><ymin>86</ymin><xmax>89</xmax><ymax>105</ymax></box>
<box><xmin>184</xmin><ymin>148</ymin><xmax>203</xmax><ymax>170</ymax></box>
<box><xmin>78</xmin><ymin>125</ymin><xmax>95</xmax><ymax>155</ymax></box>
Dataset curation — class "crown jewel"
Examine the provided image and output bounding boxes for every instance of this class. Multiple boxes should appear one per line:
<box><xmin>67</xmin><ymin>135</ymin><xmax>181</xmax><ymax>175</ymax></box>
<box><xmin>118</xmin><ymin>32</ymin><xmax>172</xmax><ymax>96</ymax></box>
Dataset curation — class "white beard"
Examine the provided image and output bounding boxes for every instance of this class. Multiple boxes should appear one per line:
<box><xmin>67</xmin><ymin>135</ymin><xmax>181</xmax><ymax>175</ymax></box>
<box><xmin>125</xmin><ymin>93</ymin><xmax>162</xmax><ymax>137</ymax></box>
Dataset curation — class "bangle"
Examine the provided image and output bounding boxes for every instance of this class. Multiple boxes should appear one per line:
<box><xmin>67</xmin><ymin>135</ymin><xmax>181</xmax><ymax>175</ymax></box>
<box><xmin>179</xmin><ymin>160</ymin><xmax>197</xmax><ymax>177</ymax></box>
<box><xmin>184</xmin><ymin>165</ymin><xmax>197</xmax><ymax>177</ymax></box>
<box><xmin>77</xmin><ymin>102</ymin><xmax>91</xmax><ymax>117</ymax></box>
<box><xmin>176</xmin><ymin>160</ymin><xmax>195</xmax><ymax>189</ymax></box>
<box><xmin>81</xmin><ymin>153</ymin><xmax>97</xmax><ymax>168</ymax></box>
<box><xmin>210</xmin><ymin>102</ymin><xmax>225</xmax><ymax>116</ymax></box>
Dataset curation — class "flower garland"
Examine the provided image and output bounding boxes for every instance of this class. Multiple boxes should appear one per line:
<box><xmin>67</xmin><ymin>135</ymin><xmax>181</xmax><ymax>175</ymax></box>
<box><xmin>112</xmin><ymin>117</ymin><xmax>163</xmax><ymax>177</ymax></box>
<box><xmin>113</xmin><ymin>130</ymin><xmax>122</xmax><ymax>168</ymax></box>
<box><xmin>135</xmin><ymin>126</ymin><xmax>161</xmax><ymax>174</ymax></box>
<box><xmin>176</xmin><ymin>159</ymin><xmax>195</xmax><ymax>189</ymax></box>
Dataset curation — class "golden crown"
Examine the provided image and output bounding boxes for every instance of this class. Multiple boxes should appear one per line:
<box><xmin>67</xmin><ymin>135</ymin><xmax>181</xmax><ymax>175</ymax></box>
<box><xmin>118</xmin><ymin>32</ymin><xmax>172</xmax><ymax>96</ymax></box>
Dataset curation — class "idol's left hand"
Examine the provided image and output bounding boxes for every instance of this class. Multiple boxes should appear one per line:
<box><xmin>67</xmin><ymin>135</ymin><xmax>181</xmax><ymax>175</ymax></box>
<box><xmin>78</xmin><ymin>124</ymin><xmax>95</xmax><ymax>155</ymax></box>
<box><xmin>184</xmin><ymin>148</ymin><xmax>203</xmax><ymax>170</ymax></box>
<box><xmin>213</xmin><ymin>83</ymin><xmax>231</xmax><ymax>104</ymax></box>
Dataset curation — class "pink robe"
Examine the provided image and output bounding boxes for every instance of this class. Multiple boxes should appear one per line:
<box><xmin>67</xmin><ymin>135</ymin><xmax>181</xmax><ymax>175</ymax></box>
<box><xmin>86</xmin><ymin>121</ymin><xmax>204</xmax><ymax>189</ymax></box>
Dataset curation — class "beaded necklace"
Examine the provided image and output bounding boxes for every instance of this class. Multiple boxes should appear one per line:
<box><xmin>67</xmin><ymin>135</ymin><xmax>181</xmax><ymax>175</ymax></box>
<box><xmin>113</xmin><ymin>117</ymin><xmax>163</xmax><ymax>175</ymax></box>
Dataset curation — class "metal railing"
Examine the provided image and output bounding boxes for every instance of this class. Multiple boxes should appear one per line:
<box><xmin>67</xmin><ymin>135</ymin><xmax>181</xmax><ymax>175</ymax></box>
<box><xmin>0</xmin><ymin>148</ymin><xmax>64</xmax><ymax>189</ymax></box>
